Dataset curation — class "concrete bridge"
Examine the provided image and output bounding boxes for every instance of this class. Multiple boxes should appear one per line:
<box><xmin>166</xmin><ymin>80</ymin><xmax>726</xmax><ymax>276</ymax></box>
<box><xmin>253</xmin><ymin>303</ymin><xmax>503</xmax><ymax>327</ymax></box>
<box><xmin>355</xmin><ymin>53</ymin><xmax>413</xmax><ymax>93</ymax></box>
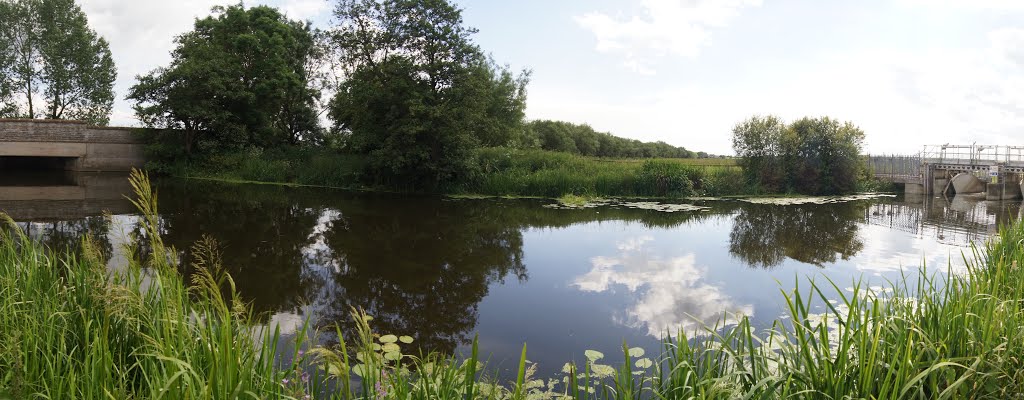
<box><xmin>870</xmin><ymin>145</ymin><xmax>1024</xmax><ymax>201</ymax></box>
<box><xmin>0</xmin><ymin>119</ymin><xmax>145</xmax><ymax>171</ymax></box>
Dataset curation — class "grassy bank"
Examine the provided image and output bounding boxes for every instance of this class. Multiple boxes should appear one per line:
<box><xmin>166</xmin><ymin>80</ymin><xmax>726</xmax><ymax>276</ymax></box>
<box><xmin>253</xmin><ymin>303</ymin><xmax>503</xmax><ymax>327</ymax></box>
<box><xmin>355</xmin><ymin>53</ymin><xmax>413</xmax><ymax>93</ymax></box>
<box><xmin>152</xmin><ymin>146</ymin><xmax>755</xmax><ymax>198</ymax></box>
<box><xmin>0</xmin><ymin>172</ymin><xmax>318</xmax><ymax>399</ymax></box>
<box><xmin>5</xmin><ymin>171</ymin><xmax>1022</xmax><ymax>398</ymax></box>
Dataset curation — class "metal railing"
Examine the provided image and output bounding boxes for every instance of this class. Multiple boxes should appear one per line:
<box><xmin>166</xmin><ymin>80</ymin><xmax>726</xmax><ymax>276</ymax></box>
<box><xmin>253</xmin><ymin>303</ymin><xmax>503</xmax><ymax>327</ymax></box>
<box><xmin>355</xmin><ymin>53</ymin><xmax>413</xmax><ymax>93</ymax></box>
<box><xmin>921</xmin><ymin>144</ymin><xmax>1024</xmax><ymax>166</ymax></box>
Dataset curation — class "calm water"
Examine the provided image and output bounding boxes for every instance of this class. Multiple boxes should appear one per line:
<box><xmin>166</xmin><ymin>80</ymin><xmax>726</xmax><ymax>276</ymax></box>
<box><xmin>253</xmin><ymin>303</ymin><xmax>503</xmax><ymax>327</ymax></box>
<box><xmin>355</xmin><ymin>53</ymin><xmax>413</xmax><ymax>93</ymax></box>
<box><xmin>2</xmin><ymin>173</ymin><xmax>1021</xmax><ymax>377</ymax></box>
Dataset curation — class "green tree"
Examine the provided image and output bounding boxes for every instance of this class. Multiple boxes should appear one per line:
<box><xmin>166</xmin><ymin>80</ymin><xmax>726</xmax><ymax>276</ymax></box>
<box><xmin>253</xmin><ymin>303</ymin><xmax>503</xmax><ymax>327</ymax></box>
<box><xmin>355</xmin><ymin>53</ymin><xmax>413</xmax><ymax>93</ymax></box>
<box><xmin>786</xmin><ymin>117</ymin><xmax>865</xmax><ymax>194</ymax></box>
<box><xmin>732</xmin><ymin>115</ymin><xmax>786</xmax><ymax>191</ymax></box>
<box><xmin>0</xmin><ymin>1</ymin><xmax>18</xmax><ymax>117</ymax></box>
<box><xmin>529</xmin><ymin>120</ymin><xmax>578</xmax><ymax>153</ymax></box>
<box><xmin>328</xmin><ymin>0</ymin><xmax>529</xmax><ymax>189</ymax></box>
<box><xmin>732</xmin><ymin>115</ymin><xmax>864</xmax><ymax>195</ymax></box>
<box><xmin>128</xmin><ymin>4</ymin><xmax>321</xmax><ymax>153</ymax></box>
<box><xmin>0</xmin><ymin>0</ymin><xmax>115</xmax><ymax>124</ymax></box>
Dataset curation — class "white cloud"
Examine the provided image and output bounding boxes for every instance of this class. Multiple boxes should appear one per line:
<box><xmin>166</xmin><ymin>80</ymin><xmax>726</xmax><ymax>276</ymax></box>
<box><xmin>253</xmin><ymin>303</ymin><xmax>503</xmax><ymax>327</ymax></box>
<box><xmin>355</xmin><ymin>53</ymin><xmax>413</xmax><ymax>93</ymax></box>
<box><xmin>574</xmin><ymin>0</ymin><xmax>762</xmax><ymax>74</ymax></box>
<box><xmin>574</xmin><ymin>238</ymin><xmax>753</xmax><ymax>337</ymax></box>
<box><xmin>79</xmin><ymin>0</ymin><xmax>226</xmax><ymax>125</ymax></box>
<box><xmin>898</xmin><ymin>0</ymin><xmax>1024</xmax><ymax>10</ymax></box>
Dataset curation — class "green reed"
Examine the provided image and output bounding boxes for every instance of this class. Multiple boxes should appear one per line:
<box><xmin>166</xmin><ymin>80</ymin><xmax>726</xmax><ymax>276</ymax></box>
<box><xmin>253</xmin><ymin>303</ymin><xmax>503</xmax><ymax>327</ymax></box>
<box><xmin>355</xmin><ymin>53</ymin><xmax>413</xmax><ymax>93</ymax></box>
<box><xmin>462</xmin><ymin>148</ymin><xmax>749</xmax><ymax>198</ymax></box>
<box><xmin>0</xmin><ymin>170</ymin><xmax>315</xmax><ymax>399</ymax></box>
<box><xmin>3</xmin><ymin>169</ymin><xmax>1024</xmax><ymax>399</ymax></box>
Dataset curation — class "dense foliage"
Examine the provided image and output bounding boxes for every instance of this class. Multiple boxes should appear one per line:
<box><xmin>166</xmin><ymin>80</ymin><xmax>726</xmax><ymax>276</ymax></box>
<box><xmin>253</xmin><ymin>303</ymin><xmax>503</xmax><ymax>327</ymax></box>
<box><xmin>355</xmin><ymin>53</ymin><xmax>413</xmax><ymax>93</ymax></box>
<box><xmin>0</xmin><ymin>0</ymin><xmax>116</xmax><ymax>124</ymax></box>
<box><xmin>128</xmin><ymin>5</ymin><xmax>322</xmax><ymax>154</ymax></box>
<box><xmin>327</xmin><ymin>0</ymin><xmax>529</xmax><ymax>188</ymax></box>
<box><xmin>732</xmin><ymin>115</ymin><xmax>865</xmax><ymax>195</ymax></box>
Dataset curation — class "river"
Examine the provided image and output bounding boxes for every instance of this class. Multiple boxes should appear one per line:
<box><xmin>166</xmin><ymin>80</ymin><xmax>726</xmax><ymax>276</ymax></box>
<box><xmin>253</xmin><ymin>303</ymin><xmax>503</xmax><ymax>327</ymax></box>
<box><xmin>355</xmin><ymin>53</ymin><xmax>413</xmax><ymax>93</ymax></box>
<box><xmin>1</xmin><ymin>172</ymin><xmax>1019</xmax><ymax>378</ymax></box>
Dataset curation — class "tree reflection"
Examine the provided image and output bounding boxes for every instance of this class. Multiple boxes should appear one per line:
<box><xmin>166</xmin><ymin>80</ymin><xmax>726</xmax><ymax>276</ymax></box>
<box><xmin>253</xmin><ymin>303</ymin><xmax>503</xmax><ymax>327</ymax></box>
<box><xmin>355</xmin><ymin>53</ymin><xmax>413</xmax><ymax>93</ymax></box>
<box><xmin>728</xmin><ymin>202</ymin><xmax>866</xmax><ymax>269</ymax></box>
<box><xmin>315</xmin><ymin>197</ymin><xmax>527</xmax><ymax>355</ymax></box>
<box><xmin>153</xmin><ymin>182</ymin><xmax>530</xmax><ymax>356</ymax></box>
<box><xmin>155</xmin><ymin>181</ymin><xmax>324</xmax><ymax>315</ymax></box>
<box><xmin>12</xmin><ymin>217</ymin><xmax>113</xmax><ymax>257</ymax></box>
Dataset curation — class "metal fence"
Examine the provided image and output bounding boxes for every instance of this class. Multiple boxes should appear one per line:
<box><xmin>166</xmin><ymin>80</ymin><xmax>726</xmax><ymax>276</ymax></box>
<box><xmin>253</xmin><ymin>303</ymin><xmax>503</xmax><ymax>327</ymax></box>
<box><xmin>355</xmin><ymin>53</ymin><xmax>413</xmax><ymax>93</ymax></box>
<box><xmin>866</xmin><ymin>154</ymin><xmax>920</xmax><ymax>178</ymax></box>
<box><xmin>921</xmin><ymin>145</ymin><xmax>1024</xmax><ymax>166</ymax></box>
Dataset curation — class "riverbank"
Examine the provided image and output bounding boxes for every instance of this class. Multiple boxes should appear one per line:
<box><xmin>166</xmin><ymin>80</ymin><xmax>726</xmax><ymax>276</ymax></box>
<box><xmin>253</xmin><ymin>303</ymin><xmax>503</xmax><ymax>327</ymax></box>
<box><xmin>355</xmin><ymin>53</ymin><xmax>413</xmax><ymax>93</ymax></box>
<box><xmin>1</xmin><ymin>170</ymin><xmax>1021</xmax><ymax>398</ymax></box>
<box><xmin>148</xmin><ymin>146</ymin><xmax>893</xmax><ymax>198</ymax></box>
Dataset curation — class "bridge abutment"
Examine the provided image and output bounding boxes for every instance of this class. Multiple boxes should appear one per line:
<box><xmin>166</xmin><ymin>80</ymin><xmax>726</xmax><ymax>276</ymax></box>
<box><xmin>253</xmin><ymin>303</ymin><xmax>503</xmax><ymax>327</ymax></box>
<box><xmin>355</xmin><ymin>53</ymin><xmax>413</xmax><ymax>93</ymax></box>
<box><xmin>0</xmin><ymin>119</ymin><xmax>145</xmax><ymax>172</ymax></box>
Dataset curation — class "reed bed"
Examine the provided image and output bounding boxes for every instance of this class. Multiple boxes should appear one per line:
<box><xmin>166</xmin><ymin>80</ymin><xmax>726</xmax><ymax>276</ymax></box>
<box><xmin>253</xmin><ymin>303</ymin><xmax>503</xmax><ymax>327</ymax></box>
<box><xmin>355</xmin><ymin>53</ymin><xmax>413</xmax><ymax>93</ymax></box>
<box><xmin>462</xmin><ymin>148</ymin><xmax>749</xmax><ymax>198</ymax></box>
<box><xmin>2</xmin><ymin>170</ymin><xmax>1024</xmax><ymax>399</ymax></box>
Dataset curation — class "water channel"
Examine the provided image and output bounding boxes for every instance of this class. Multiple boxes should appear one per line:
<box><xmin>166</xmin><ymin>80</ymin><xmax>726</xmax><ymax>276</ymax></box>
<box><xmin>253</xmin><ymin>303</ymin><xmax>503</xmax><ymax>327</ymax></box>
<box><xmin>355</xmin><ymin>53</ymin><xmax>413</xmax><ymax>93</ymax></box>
<box><xmin>1</xmin><ymin>172</ymin><xmax>1020</xmax><ymax>378</ymax></box>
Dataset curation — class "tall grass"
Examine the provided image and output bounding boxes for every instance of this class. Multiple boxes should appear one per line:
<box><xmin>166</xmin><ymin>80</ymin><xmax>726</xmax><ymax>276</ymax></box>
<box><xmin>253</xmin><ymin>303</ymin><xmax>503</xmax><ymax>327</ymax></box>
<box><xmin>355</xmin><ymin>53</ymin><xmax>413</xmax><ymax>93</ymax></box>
<box><xmin>460</xmin><ymin>148</ymin><xmax>750</xmax><ymax>198</ymax></box>
<box><xmin>4</xmin><ymin>170</ymin><xmax>1024</xmax><ymax>398</ymax></box>
<box><xmin>0</xmin><ymin>170</ymin><xmax>317</xmax><ymax>399</ymax></box>
<box><xmin>151</xmin><ymin>145</ymin><xmax>754</xmax><ymax>198</ymax></box>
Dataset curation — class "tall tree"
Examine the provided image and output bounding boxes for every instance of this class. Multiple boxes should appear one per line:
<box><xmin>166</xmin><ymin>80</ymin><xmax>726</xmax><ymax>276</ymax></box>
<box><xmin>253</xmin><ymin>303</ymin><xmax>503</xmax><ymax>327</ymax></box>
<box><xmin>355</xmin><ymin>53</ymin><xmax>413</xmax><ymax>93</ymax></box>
<box><xmin>128</xmin><ymin>5</ymin><xmax>322</xmax><ymax>153</ymax></box>
<box><xmin>0</xmin><ymin>0</ymin><xmax>115</xmax><ymax>124</ymax></box>
<box><xmin>329</xmin><ymin>0</ymin><xmax>529</xmax><ymax>189</ymax></box>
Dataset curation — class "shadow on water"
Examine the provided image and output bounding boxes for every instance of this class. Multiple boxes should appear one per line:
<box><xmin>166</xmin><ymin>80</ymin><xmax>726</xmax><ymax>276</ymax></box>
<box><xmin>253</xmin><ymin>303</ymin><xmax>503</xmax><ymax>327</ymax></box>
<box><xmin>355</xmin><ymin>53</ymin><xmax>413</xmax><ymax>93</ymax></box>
<box><xmin>2</xmin><ymin>172</ymin><xmax>1022</xmax><ymax>370</ymax></box>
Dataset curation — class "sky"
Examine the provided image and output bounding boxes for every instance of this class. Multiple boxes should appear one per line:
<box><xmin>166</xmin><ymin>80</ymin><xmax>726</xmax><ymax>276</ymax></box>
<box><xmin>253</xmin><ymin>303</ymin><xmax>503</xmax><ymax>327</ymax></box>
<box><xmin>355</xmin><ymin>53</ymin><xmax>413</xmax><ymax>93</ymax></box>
<box><xmin>77</xmin><ymin>0</ymin><xmax>1024</xmax><ymax>155</ymax></box>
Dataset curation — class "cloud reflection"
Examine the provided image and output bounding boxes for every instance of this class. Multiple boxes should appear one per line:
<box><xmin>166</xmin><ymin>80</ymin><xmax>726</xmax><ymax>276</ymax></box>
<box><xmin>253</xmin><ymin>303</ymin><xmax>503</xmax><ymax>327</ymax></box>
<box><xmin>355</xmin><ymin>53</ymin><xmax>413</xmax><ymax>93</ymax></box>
<box><xmin>574</xmin><ymin>238</ymin><xmax>753</xmax><ymax>337</ymax></box>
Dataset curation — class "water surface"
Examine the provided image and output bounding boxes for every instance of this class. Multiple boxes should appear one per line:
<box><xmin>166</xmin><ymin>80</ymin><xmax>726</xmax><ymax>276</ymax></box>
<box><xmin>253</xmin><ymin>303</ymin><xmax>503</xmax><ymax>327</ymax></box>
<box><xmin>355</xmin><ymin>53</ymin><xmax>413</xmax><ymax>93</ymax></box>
<box><xmin>2</xmin><ymin>173</ymin><xmax>1019</xmax><ymax>377</ymax></box>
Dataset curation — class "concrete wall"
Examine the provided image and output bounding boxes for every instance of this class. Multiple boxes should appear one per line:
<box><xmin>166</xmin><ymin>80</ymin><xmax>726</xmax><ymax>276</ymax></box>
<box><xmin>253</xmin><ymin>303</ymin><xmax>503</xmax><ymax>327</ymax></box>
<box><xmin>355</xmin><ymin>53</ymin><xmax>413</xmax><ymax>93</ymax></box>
<box><xmin>0</xmin><ymin>119</ymin><xmax>145</xmax><ymax>171</ymax></box>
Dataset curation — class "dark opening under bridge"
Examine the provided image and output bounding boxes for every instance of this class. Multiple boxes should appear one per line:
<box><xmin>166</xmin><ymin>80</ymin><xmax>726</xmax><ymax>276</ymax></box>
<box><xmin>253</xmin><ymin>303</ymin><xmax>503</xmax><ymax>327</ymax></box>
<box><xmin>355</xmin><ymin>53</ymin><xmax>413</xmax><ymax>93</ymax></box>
<box><xmin>870</xmin><ymin>145</ymin><xmax>1024</xmax><ymax>201</ymax></box>
<box><xmin>0</xmin><ymin>119</ymin><xmax>145</xmax><ymax>172</ymax></box>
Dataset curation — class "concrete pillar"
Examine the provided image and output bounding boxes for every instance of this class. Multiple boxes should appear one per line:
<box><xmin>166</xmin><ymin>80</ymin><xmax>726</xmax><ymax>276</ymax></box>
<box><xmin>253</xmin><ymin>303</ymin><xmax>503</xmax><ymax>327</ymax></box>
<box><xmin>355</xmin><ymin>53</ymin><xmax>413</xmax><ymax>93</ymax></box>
<box><xmin>933</xmin><ymin>178</ymin><xmax>948</xmax><ymax>195</ymax></box>
<box><xmin>986</xmin><ymin>182</ymin><xmax>1023</xmax><ymax>201</ymax></box>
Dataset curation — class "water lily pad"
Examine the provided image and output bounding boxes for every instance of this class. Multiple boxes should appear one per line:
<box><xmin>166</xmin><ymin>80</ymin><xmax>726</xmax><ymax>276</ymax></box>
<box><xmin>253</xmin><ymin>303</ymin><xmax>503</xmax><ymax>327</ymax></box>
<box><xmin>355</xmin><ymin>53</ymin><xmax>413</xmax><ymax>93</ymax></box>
<box><xmin>371</xmin><ymin>343</ymin><xmax>382</xmax><ymax>351</ymax></box>
<box><xmin>399</xmin><ymin>335</ymin><xmax>414</xmax><ymax>344</ymax></box>
<box><xmin>379</xmin><ymin>334</ymin><xmax>398</xmax><ymax>343</ymax></box>
<box><xmin>627</xmin><ymin>347</ymin><xmax>645</xmax><ymax>358</ymax></box>
<box><xmin>635</xmin><ymin>358</ymin><xmax>653</xmax><ymax>369</ymax></box>
<box><xmin>382</xmin><ymin>342</ymin><xmax>400</xmax><ymax>353</ymax></box>
<box><xmin>584</xmin><ymin>349</ymin><xmax>604</xmax><ymax>362</ymax></box>
<box><xmin>384</xmin><ymin>351</ymin><xmax>401</xmax><ymax>361</ymax></box>
<box><xmin>351</xmin><ymin>364</ymin><xmax>368</xmax><ymax>377</ymax></box>
<box><xmin>591</xmin><ymin>364</ymin><xmax>615</xmax><ymax>378</ymax></box>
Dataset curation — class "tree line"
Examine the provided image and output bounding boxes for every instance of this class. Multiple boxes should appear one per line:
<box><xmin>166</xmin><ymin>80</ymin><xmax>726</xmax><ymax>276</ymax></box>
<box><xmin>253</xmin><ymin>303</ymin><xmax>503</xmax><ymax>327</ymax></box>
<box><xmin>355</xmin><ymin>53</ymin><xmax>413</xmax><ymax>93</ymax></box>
<box><xmin>0</xmin><ymin>0</ymin><xmax>707</xmax><ymax>190</ymax></box>
<box><xmin>525</xmin><ymin>120</ymin><xmax>696</xmax><ymax>158</ymax></box>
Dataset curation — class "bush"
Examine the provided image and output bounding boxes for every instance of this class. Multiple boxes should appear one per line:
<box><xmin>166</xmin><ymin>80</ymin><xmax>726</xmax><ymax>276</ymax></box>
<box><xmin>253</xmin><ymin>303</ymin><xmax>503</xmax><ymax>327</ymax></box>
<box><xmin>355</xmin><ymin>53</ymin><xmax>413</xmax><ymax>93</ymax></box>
<box><xmin>733</xmin><ymin>115</ymin><xmax>865</xmax><ymax>195</ymax></box>
<box><xmin>634</xmin><ymin>160</ymin><xmax>697</xmax><ymax>197</ymax></box>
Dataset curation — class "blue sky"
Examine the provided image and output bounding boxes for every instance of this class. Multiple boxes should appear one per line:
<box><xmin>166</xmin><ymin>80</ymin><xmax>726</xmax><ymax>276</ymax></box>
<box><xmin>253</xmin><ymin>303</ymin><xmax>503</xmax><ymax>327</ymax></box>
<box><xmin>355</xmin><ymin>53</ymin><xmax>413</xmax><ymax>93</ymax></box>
<box><xmin>79</xmin><ymin>0</ymin><xmax>1024</xmax><ymax>155</ymax></box>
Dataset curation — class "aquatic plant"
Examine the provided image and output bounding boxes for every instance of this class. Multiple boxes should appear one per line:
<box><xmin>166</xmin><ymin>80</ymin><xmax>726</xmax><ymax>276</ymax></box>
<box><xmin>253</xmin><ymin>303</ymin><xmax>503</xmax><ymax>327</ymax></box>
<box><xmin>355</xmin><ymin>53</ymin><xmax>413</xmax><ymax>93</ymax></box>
<box><xmin>3</xmin><ymin>169</ymin><xmax>1024</xmax><ymax>399</ymax></box>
